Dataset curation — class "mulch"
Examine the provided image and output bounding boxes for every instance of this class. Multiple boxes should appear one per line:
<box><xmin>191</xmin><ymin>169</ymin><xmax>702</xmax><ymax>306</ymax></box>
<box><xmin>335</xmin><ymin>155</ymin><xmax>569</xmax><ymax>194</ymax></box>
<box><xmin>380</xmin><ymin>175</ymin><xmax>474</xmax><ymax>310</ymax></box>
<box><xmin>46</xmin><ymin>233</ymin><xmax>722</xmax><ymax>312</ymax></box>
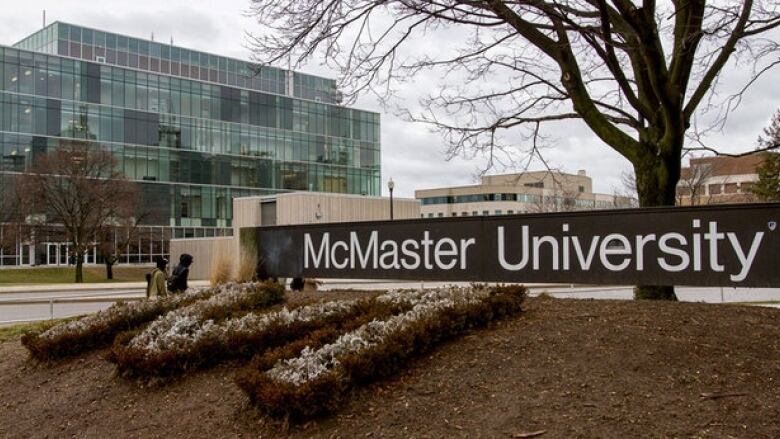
<box><xmin>0</xmin><ymin>292</ymin><xmax>778</xmax><ymax>438</ymax></box>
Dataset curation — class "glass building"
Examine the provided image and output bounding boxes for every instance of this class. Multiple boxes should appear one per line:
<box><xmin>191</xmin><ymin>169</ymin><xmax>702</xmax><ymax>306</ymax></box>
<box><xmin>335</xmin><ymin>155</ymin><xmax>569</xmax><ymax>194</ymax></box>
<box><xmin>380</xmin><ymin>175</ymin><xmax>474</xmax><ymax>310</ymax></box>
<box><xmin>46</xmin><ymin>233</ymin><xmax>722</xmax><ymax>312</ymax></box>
<box><xmin>0</xmin><ymin>22</ymin><xmax>380</xmax><ymax>266</ymax></box>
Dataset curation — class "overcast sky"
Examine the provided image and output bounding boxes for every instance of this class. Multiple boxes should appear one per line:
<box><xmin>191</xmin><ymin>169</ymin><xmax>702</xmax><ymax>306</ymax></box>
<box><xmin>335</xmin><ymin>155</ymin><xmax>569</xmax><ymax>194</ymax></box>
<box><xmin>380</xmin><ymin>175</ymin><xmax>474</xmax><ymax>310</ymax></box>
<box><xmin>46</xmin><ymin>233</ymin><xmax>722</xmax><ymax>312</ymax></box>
<box><xmin>2</xmin><ymin>1</ymin><xmax>778</xmax><ymax>198</ymax></box>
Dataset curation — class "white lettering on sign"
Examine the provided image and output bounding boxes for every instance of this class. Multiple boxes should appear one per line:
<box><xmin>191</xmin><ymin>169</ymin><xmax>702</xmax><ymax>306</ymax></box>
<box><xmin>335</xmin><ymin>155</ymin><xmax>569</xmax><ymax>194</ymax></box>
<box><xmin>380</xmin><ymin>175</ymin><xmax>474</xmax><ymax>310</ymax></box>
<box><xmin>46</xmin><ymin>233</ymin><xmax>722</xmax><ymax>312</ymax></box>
<box><xmin>304</xmin><ymin>230</ymin><xmax>475</xmax><ymax>271</ymax></box>
<box><xmin>302</xmin><ymin>219</ymin><xmax>765</xmax><ymax>283</ymax></box>
<box><xmin>496</xmin><ymin>220</ymin><xmax>764</xmax><ymax>281</ymax></box>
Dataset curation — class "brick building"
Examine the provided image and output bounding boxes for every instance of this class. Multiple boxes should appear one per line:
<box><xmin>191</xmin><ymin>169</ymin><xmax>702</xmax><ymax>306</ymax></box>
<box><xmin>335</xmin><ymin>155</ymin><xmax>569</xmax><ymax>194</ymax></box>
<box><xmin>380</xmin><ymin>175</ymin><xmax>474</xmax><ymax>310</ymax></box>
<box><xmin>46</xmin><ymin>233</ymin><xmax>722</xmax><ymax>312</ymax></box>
<box><xmin>676</xmin><ymin>153</ymin><xmax>768</xmax><ymax>205</ymax></box>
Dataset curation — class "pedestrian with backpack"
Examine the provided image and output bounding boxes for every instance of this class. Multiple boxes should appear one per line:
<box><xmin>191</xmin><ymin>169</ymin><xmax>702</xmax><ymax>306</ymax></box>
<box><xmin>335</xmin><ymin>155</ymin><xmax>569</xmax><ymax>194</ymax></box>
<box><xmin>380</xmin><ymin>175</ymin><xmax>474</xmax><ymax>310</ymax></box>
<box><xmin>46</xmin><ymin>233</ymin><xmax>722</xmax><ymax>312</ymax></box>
<box><xmin>146</xmin><ymin>257</ymin><xmax>169</xmax><ymax>299</ymax></box>
<box><xmin>168</xmin><ymin>253</ymin><xmax>194</xmax><ymax>294</ymax></box>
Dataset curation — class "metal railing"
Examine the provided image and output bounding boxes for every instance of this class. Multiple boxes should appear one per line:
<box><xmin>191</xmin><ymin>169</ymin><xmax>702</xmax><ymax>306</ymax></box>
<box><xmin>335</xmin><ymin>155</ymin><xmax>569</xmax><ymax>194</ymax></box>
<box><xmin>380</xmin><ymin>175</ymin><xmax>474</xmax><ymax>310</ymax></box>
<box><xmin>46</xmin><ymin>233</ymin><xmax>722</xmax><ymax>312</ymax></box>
<box><xmin>0</xmin><ymin>291</ymin><xmax>143</xmax><ymax>325</ymax></box>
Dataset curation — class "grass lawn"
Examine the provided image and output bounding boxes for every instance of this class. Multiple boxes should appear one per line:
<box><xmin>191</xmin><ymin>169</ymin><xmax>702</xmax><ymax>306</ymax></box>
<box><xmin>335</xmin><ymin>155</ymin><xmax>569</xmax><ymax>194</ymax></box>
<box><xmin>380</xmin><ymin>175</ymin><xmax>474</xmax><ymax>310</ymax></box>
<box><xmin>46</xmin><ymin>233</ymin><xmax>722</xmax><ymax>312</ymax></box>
<box><xmin>0</xmin><ymin>317</ymin><xmax>76</xmax><ymax>341</ymax></box>
<box><xmin>0</xmin><ymin>266</ymin><xmax>153</xmax><ymax>285</ymax></box>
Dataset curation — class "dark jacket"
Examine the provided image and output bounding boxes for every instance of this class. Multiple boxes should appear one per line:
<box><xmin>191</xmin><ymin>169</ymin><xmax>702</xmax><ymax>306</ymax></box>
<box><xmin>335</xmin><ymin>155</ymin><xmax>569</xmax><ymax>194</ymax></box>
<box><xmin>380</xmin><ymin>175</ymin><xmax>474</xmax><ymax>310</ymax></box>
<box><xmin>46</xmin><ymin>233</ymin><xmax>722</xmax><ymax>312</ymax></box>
<box><xmin>168</xmin><ymin>254</ymin><xmax>193</xmax><ymax>292</ymax></box>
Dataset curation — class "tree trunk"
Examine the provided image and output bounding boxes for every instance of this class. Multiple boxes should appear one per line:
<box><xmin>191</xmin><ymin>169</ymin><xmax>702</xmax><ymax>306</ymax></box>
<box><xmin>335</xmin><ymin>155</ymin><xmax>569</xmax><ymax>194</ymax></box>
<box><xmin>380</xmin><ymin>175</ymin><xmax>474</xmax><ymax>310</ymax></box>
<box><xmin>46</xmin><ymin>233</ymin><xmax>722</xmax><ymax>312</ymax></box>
<box><xmin>75</xmin><ymin>253</ymin><xmax>84</xmax><ymax>283</ymax></box>
<box><xmin>105</xmin><ymin>259</ymin><xmax>114</xmax><ymax>280</ymax></box>
<box><xmin>633</xmin><ymin>152</ymin><xmax>680</xmax><ymax>301</ymax></box>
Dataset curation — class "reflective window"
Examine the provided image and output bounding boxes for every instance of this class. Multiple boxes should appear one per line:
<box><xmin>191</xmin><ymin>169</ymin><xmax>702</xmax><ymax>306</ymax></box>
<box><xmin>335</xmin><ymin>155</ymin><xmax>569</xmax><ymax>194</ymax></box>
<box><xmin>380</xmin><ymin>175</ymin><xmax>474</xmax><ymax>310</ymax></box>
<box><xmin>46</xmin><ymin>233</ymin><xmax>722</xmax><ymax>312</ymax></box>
<box><xmin>0</xmin><ymin>43</ymin><xmax>381</xmax><ymax>228</ymax></box>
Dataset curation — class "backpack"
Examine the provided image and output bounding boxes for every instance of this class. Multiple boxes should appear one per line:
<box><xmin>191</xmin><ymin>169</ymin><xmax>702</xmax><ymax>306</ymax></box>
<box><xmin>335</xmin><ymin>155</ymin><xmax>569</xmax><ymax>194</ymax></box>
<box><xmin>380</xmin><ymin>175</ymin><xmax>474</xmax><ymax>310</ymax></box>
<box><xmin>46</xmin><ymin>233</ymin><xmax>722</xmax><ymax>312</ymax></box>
<box><xmin>167</xmin><ymin>265</ymin><xmax>182</xmax><ymax>292</ymax></box>
<box><xmin>145</xmin><ymin>270</ymin><xmax>154</xmax><ymax>298</ymax></box>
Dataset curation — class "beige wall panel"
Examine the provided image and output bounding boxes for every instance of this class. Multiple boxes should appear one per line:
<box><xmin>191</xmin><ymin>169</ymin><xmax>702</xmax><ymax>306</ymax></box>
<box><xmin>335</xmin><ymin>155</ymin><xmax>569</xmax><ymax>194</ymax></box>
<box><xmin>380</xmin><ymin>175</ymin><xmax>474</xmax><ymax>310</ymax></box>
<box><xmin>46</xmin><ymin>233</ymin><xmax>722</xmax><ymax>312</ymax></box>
<box><xmin>272</xmin><ymin>193</ymin><xmax>418</xmax><ymax>226</ymax></box>
<box><xmin>170</xmin><ymin>236</ymin><xmax>234</xmax><ymax>281</ymax></box>
<box><xmin>177</xmin><ymin>193</ymin><xmax>421</xmax><ymax>281</ymax></box>
<box><xmin>233</xmin><ymin>197</ymin><xmax>262</xmax><ymax>229</ymax></box>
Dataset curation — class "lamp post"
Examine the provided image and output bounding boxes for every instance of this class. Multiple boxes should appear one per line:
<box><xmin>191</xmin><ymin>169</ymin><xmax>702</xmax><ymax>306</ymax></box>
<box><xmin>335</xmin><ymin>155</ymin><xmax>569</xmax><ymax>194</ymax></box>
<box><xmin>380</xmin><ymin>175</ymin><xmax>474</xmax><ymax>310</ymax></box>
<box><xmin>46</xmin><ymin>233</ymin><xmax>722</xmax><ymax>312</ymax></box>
<box><xmin>387</xmin><ymin>178</ymin><xmax>395</xmax><ymax>220</ymax></box>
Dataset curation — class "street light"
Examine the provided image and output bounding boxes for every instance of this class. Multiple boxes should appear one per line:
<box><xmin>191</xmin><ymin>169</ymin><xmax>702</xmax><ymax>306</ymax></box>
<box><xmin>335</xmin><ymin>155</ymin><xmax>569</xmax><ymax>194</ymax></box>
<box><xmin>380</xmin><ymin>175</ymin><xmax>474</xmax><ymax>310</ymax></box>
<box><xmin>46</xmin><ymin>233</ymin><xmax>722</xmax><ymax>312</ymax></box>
<box><xmin>387</xmin><ymin>178</ymin><xmax>395</xmax><ymax>220</ymax></box>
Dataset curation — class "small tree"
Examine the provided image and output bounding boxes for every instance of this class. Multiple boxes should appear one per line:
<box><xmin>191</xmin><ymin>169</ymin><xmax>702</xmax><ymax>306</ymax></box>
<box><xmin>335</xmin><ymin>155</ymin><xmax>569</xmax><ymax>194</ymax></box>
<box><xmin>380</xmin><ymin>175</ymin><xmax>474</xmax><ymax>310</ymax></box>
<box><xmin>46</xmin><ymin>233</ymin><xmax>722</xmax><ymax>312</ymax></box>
<box><xmin>752</xmin><ymin>111</ymin><xmax>780</xmax><ymax>201</ymax></box>
<box><xmin>0</xmin><ymin>175</ymin><xmax>37</xmax><ymax>265</ymax></box>
<box><xmin>18</xmin><ymin>143</ymin><xmax>138</xmax><ymax>283</ymax></box>
<box><xmin>96</xmin><ymin>206</ymin><xmax>145</xmax><ymax>281</ymax></box>
<box><xmin>752</xmin><ymin>153</ymin><xmax>780</xmax><ymax>201</ymax></box>
<box><xmin>676</xmin><ymin>158</ymin><xmax>713</xmax><ymax>205</ymax></box>
<box><xmin>0</xmin><ymin>177</ymin><xmax>21</xmax><ymax>261</ymax></box>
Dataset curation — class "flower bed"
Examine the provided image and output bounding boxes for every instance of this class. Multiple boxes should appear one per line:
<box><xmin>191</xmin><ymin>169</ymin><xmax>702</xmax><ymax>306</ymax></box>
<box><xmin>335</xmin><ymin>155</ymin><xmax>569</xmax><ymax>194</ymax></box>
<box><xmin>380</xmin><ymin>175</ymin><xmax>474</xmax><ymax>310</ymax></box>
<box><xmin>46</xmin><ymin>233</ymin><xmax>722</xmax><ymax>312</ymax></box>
<box><xmin>21</xmin><ymin>287</ymin><xmax>219</xmax><ymax>361</ymax></box>
<box><xmin>110</xmin><ymin>289</ymin><xmax>427</xmax><ymax>377</ymax></box>
<box><xmin>110</xmin><ymin>281</ymin><xmax>285</xmax><ymax>376</ymax></box>
<box><xmin>235</xmin><ymin>285</ymin><xmax>526</xmax><ymax>420</ymax></box>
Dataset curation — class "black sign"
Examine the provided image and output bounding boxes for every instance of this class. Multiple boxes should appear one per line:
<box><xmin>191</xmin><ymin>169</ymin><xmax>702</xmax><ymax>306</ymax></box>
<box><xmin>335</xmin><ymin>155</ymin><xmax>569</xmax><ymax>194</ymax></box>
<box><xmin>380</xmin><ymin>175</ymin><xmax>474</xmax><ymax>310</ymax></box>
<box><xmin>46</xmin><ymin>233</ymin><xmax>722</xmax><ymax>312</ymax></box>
<box><xmin>242</xmin><ymin>203</ymin><xmax>780</xmax><ymax>287</ymax></box>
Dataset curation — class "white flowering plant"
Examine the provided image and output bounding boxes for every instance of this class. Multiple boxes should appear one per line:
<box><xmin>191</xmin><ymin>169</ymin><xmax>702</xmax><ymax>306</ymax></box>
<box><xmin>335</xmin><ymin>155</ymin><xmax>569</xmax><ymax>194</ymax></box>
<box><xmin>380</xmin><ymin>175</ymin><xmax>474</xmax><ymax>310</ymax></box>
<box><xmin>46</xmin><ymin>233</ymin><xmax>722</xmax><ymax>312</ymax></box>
<box><xmin>110</xmin><ymin>281</ymin><xmax>285</xmax><ymax>376</ymax></box>
<box><xmin>21</xmin><ymin>286</ymin><xmax>218</xmax><ymax>361</ymax></box>
<box><xmin>111</xmin><ymin>287</ymin><xmax>440</xmax><ymax>377</ymax></box>
<box><xmin>236</xmin><ymin>285</ymin><xmax>526</xmax><ymax>419</ymax></box>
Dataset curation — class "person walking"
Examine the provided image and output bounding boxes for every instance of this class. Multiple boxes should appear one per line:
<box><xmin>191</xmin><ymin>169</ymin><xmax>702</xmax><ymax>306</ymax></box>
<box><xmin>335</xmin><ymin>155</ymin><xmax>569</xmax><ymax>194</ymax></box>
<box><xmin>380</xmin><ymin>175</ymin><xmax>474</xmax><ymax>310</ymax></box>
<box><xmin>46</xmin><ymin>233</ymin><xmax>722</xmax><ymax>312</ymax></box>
<box><xmin>146</xmin><ymin>257</ymin><xmax>169</xmax><ymax>299</ymax></box>
<box><xmin>168</xmin><ymin>253</ymin><xmax>194</xmax><ymax>294</ymax></box>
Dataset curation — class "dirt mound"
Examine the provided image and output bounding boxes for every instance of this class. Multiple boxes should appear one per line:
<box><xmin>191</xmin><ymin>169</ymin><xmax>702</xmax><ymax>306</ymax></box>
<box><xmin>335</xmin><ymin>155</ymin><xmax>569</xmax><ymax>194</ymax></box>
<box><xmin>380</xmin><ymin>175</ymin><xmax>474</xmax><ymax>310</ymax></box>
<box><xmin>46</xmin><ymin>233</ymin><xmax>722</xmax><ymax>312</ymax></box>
<box><xmin>1</xmin><ymin>294</ymin><xmax>778</xmax><ymax>438</ymax></box>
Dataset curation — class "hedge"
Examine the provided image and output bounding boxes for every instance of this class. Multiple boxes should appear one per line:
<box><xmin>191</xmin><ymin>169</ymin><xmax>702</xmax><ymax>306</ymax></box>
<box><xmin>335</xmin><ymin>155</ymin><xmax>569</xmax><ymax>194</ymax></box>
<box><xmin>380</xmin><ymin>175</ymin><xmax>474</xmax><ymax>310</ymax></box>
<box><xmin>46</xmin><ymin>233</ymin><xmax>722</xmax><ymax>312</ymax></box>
<box><xmin>109</xmin><ymin>281</ymin><xmax>285</xmax><ymax>376</ymax></box>
<box><xmin>235</xmin><ymin>285</ymin><xmax>526</xmax><ymax>420</ymax></box>
<box><xmin>21</xmin><ymin>286</ymin><xmax>218</xmax><ymax>361</ymax></box>
<box><xmin>110</xmin><ymin>288</ymin><xmax>433</xmax><ymax>378</ymax></box>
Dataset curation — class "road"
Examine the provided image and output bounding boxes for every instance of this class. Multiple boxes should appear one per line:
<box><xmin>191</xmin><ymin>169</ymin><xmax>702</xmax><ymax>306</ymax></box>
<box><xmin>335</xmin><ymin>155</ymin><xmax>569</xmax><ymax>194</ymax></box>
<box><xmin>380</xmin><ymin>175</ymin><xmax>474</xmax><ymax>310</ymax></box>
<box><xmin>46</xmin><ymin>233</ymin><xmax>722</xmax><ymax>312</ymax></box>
<box><xmin>1</xmin><ymin>281</ymin><xmax>778</xmax><ymax>325</ymax></box>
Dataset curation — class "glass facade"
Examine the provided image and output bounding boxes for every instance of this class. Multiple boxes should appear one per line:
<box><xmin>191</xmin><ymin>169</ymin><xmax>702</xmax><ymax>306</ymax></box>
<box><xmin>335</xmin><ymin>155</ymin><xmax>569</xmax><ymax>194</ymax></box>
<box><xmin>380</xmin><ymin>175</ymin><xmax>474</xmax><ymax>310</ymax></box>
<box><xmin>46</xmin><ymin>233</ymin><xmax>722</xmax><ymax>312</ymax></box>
<box><xmin>15</xmin><ymin>22</ymin><xmax>342</xmax><ymax>104</ymax></box>
<box><xmin>0</xmin><ymin>22</ymin><xmax>380</xmax><ymax>265</ymax></box>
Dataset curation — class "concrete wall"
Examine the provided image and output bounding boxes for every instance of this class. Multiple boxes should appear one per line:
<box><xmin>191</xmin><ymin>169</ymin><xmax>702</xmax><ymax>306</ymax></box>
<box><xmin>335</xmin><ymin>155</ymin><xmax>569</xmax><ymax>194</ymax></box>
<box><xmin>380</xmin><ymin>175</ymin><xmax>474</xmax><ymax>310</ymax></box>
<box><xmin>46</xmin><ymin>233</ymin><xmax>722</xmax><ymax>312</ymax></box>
<box><xmin>169</xmin><ymin>236</ymin><xmax>234</xmax><ymax>282</ymax></box>
<box><xmin>274</xmin><ymin>192</ymin><xmax>419</xmax><ymax>225</ymax></box>
<box><xmin>233</xmin><ymin>197</ymin><xmax>263</xmax><ymax>229</ymax></box>
<box><xmin>175</xmin><ymin>192</ymin><xmax>421</xmax><ymax>280</ymax></box>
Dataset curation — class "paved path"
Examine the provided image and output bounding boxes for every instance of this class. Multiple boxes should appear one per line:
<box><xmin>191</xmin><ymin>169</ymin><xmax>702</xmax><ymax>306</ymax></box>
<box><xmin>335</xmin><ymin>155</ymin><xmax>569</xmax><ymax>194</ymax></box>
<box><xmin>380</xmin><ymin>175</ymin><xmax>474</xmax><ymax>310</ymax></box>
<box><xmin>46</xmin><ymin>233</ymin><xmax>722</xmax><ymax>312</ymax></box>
<box><xmin>1</xmin><ymin>280</ymin><xmax>777</xmax><ymax>325</ymax></box>
<box><xmin>0</xmin><ymin>281</ymin><xmax>210</xmax><ymax>324</ymax></box>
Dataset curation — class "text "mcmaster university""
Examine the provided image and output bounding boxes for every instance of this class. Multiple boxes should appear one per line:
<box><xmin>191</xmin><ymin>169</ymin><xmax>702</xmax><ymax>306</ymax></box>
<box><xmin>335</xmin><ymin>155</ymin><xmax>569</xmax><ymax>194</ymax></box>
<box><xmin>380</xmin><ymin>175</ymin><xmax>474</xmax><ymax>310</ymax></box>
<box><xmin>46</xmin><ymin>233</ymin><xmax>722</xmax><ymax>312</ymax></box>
<box><xmin>304</xmin><ymin>219</ymin><xmax>767</xmax><ymax>282</ymax></box>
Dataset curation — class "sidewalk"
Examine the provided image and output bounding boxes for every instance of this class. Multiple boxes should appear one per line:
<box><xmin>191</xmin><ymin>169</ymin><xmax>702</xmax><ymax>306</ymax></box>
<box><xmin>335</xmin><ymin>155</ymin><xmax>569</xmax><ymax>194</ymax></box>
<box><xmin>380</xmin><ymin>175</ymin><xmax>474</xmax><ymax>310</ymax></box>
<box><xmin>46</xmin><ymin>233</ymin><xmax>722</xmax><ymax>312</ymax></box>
<box><xmin>0</xmin><ymin>280</ymin><xmax>211</xmax><ymax>295</ymax></box>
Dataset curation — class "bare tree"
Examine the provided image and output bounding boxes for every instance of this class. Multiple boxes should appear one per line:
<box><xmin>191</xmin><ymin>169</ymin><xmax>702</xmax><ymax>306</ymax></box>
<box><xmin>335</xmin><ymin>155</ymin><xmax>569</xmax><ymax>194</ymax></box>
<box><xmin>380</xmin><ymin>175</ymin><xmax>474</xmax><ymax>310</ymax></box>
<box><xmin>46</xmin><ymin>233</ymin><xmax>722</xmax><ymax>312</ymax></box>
<box><xmin>619</xmin><ymin>171</ymin><xmax>637</xmax><ymax>198</ymax></box>
<box><xmin>0</xmin><ymin>177</ymin><xmax>22</xmax><ymax>262</ymax></box>
<box><xmin>528</xmin><ymin>184</ymin><xmax>582</xmax><ymax>213</ymax></box>
<box><xmin>17</xmin><ymin>143</ymin><xmax>139</xmax><ymax>283</ymax></box>
<box><xmin>0</xmin><ymin>175</ymin><xmax>38</xmax><ymax>266</ymax></box>
<box><xmin>676</xmin><ymin>158</ymin><xmax>713</xmax><ymax>205</ymax></box>
<box><xmin>96</xmin><ymin>196</ymin><xmax>145</xmax><ymax>280</ymax></box>
<box><xmin>249</xmin><ymin>1</ymin><xmax>778</xmax><ymax>300</ymax></box>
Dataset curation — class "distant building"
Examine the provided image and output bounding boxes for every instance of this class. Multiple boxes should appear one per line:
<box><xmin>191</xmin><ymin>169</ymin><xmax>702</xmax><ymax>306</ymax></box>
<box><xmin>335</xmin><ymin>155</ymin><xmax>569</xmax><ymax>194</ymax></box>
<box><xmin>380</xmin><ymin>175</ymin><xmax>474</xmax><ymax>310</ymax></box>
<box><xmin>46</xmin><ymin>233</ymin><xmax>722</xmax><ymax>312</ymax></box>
<box><xmin>676</xmin><ymin>154</ymin><xmax>767</xmax><ymax>205</ymax></box>
<box><xmin>415</xmin><ymin>170</ymin><xmax>636</xmax><ymax>218</ymax></box>
<box><xmin>0</xmin><ymin>22</ymin><xmax>380</xmax><ymax>266</ymax></box>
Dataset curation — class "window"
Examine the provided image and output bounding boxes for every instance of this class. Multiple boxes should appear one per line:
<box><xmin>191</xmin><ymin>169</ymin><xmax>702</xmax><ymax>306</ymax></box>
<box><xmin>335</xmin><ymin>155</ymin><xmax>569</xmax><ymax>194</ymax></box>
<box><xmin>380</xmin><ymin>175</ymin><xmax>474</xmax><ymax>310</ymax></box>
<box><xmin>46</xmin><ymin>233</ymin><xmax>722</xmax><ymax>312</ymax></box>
<box><xmin>472</xmin><ymin>211</ymin><xmax>478</xmax><ymax>216</ymax></box>
<box><xmin>524</xmin><ymin>181</ymin><xmax>544</xmax><ymax>188</ymax></box>
<box><xmin>462</xmin><ymin>212</ymin><xmax>468</xmax><ymax>216</ymax></box>
<box><xmin>579</xmin><ymin>185</ymin><xmax>585</xmax><ymax>193</ymax></box>
<box><xmin>427</xmin><ymin>213</ymin><xmax>434</xmax><ymax>218</ymax></box>
<box><xmin>482</xmin><ymin>210</ymin><xmax>489</xmax><ymax>216</ymax></box>
<box><xmin>507</xmin><ymin>210</ymin><xmax>514</xmax><ymax>215</ymax></box>
<box><xmin>708</xmin><ymin>184</ymin><xmax>722</xmax><ymax>195</ymax></box>
<box><xmin>495</xmin><ymin>210</ymin><xmax>502</xmax><ymax>215</ymax></box>
<box><xmin>451</xmin><ymin>212</ymin><xmax>457</xmax><ymax>216</ymax></box>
